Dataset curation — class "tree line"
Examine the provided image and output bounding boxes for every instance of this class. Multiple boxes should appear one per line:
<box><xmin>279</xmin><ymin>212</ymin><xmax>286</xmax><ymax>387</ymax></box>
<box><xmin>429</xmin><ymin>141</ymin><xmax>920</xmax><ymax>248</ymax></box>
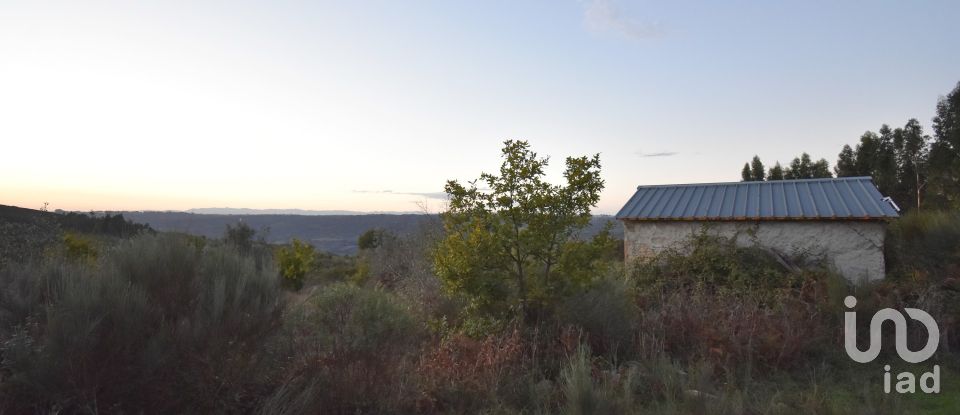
<box><xmin>740</xmin><ymin>81</ymin><xmax>960</xmax><ymax>211</ymax></box>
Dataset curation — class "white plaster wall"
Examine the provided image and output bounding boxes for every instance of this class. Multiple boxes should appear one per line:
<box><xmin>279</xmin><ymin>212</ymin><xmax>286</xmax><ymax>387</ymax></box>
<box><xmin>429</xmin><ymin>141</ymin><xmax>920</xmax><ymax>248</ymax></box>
<box><xmin>622</xmin><ymin>221</ymin><xmax>888</xmax><ymax>282</ymax></box>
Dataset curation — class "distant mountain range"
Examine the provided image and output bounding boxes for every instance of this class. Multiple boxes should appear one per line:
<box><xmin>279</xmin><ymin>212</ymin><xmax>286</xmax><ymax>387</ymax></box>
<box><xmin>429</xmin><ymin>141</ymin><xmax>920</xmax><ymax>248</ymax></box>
<box><xmin>185</xmin><ymin>208</ymin><xmax>421</xmax><ymax>215</ymax></box>
<box><xmin>1</xmin><ymin>204</ymin><xmax>622</xmax><ymax>256</ymax></box>
<box><xmin>122</xmin><ymin>210</ymin><xmax>622</xmax><ymax>255</ymax></box>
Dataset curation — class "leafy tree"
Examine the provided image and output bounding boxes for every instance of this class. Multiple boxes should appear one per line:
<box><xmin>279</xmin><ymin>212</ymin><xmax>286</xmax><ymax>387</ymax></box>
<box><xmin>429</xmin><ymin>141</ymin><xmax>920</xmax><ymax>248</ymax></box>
<box><xmin>835</xmin><ymin>145</ymin><xmax>858</xmax><ymax>177</ymax></box>
<box><xmin>873</xmin><ymin>125</ymin><xmax>899</xmax><ymax>194</ymax></box>
<box><xmin>357</xmin><ymin>228</ymin><xmax>386</xmax><ymax>250</ymax></box>
<box><xmin>854</xmin><ymin>131</ymin><xmax>879</xmax><ymax>175</ymax></box>
<box><xmin>929</xmin><ymin>81</ymin><xmax>960</xmax><ymax>207</ymax></box>
<box><xmin>893</xmin><ymin>119</ymin><xmax>929</xmax><ymax>209</ymax></box>
<box><xmin>741</xmin><ymin>163</ymin><xmax>752</xmax><ymax>181</ymax></box>
<box><xmin>277</xmin><ymin>239</ymin><xmax>315</xmax><ymax>290</ymax></box>
<box><xmin>782</xmin><ymin>153</ymin><xmax>831</xmax><ymax>179</ymax></box>
<box><xmin>767</xmin><ymin>162</ymin><xmax>785</xmax><ymax>180</ymax></box>
<box><xmin>225</xmin><ymin>221</ymin><xmax>256</xmax><ymax>253</ymax></box>
<box><xmin>784</xmin><ymin>153</ymin><xmax>810</xmax><ymax>179</ymax></box>
<box><xmin>63</xmin><ymin>232</ymin><xmax>98</xmax><ymax>262</ymax></box>
<box><xmin>434</xmin><ymin>140</ymin><xmax>608</xmax><ymax>320</ymax></box>
<box><xmin>811</xmin><ymin>158</ymin><xmax>832</xmax><ymax>178</ymax></box>
<box><xmin>750</xmin><ymin>156</ymin><xmax>765</xmax><ymax>181</ymax></box>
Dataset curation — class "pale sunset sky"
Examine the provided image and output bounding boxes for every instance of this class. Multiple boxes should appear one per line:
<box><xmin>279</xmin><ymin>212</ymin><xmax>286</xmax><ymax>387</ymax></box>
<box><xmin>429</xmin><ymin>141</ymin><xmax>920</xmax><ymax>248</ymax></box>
<box><xmin>2</xmin><ymin>1</ymin><xmax>958</xmax><ymax>214</ymax></box>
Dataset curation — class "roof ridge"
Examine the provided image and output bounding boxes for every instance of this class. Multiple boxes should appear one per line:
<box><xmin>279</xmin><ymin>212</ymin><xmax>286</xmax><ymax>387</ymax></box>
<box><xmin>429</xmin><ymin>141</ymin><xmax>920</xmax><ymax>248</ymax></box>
<box><xmin>618</xmin><ymin>176</ymin><xmax>898</xmax><ymax>220</ymax></box>
<box><xmin>635</xmin><ymin>176</ymin><xmax>873</xmax><ymax>190</ymax></box>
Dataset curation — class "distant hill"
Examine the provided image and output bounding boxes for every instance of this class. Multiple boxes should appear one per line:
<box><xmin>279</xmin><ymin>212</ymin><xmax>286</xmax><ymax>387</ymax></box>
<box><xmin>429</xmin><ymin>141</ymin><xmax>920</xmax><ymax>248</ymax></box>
<box><xmin>1</xmin><ymin>204</ymin><xmax>152</xmax><ymax>237</ymax></box>
<box><xmin>123</xmin><ymin>211</ymin><xmax>623</xmax><ymax>255</ymax></box>
<box><xmin>186</xmin><ymin>208</ymin><xmax>420</xmax><ymax>215</ymax></box>
<box><xmin>1</xmin><ymin>204</ymin><xmax>153</xmax><ymax>266</ymax></box>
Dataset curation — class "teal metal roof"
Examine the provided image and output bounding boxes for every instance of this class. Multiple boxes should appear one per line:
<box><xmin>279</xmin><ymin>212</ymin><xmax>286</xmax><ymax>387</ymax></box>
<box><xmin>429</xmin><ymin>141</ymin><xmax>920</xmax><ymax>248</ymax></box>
<box><xmin>616</xmin><ymin>177</ymin><xmax>899</xmax><ymax>221</ymax></box>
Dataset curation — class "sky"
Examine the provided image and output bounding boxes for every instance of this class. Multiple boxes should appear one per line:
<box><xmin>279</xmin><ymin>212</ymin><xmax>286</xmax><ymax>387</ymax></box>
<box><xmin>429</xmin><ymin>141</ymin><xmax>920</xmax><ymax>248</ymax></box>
<box><xmin>1</xmin><ymin>1</ymin><xmax>958</xmax><ymax>214</ymax></box>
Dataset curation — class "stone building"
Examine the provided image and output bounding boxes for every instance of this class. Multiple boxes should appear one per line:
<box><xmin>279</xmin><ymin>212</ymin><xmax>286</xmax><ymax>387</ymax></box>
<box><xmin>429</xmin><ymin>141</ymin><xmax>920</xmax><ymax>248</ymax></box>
<box><xmin>616</xmin><ymin>177</ymin><xmax>900</xmax><ymax>282</ymax></box>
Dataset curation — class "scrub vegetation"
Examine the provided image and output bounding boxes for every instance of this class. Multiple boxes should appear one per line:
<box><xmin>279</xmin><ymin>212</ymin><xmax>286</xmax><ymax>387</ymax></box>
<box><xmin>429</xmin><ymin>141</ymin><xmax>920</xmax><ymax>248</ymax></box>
<box><xmin>1</xmin><ymin>141</ymin><xmax>959</xmax><ymax>414</ymax></box>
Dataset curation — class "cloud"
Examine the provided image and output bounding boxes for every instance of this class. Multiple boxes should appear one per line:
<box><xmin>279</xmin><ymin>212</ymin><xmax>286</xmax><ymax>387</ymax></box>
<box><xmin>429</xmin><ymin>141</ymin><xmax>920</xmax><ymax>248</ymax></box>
<box><xmin>583</xmin><ymin>0</ymin><xmax>665</xmax><ymax>40</ymax></box>
<box><xmin>353</xmin><ymin>190</ymin><xmax>448</xmax><ymax>200</ymax></box>
<box><xmin>635</xmin><ymin>151</ymin><xmax>678</xmax><ymax>157</ymax></box>
<box><xmin>352</xmin><ymin>189</ymin><xmax>394</xmax><ymax>194</ymax></box>
<box><xmin>400</xmin><ymin>192</ymin><xmax>449</xmax><ymax>200</ymax></box>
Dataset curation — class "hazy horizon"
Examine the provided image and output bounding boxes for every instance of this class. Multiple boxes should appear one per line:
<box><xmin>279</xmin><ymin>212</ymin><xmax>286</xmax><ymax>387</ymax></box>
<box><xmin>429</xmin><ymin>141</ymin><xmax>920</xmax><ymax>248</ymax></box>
<box><xmin>3</xmin><ymin>1</ymin><xmax>958</xmax><ymax>215</ymax></box>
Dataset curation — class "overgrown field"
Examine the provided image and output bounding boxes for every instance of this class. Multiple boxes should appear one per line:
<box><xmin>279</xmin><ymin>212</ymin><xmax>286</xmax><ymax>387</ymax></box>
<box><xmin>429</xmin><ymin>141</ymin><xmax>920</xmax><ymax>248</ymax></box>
<box><xmin>0</xmin><ymin>209</ymin><xmax>958</xmax><ymax>414</ymax></box>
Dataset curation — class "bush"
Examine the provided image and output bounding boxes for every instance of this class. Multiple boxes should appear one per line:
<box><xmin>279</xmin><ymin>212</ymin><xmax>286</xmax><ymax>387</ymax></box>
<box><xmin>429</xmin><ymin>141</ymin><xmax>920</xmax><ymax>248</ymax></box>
<box><xmin>627</xmin><ymin>230</ymin><xmax>848</xmax><ymax>373</ymax></box>
<box><xmin>265</xmin><ymin>283</ymin><xmax>422</xmax><ymax>413</ymax></box>
<box><xmin>886</xmin><ymin>209</ymin><xmax>960</xmax><ymax>280</ymax></box>
<box><xmin>0</xmin><ymin>218</ymin><xmax>60</xmax><ymax>269</ymax></box>
<box><xmin>0</xmin><ymin>233</ymin><xmax>283</xmax><ymax>413</ymax></box>
<box><xmin>276</xmin><ymin>239</ymin><xmax>315</xmax><ymax>290</ymax></box>
<box><xmin>416</xmin><ymin>327</ymin><xmax>530</xmax><ymax>413</ymax></box>
<box><xmin>630</xmin><ymin>229</ymin><xmax>823</xmax><ymax>301</ymax></box>
<box><xmin>558</xmin><ymin>273</ymin><xmax>638</xmax><ymax>356</ymax></box>
<box><xmin>62</xmin><ymin>232</ymin><xmax>98</xmax><ymax>262</ymax></box>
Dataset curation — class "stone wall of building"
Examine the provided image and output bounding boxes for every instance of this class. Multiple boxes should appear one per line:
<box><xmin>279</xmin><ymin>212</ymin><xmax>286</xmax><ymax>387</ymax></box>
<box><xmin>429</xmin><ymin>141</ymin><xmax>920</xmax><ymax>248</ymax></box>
<box><xmin>622</xmin><ymin>220</ymin><xmax>888</xmax><ymax>282</ymax></box>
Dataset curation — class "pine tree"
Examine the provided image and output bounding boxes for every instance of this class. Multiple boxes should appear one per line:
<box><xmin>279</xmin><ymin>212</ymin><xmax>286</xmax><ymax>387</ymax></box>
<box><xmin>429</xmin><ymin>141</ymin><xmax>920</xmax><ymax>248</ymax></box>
<box><xmin>741</xmin><ymin>163</ymin><xmax>752</xmax><ymax>181</ymax></box>
<box><xmin>855</xmin><ymin>131</ymin><xmax>880</xmax><ymax>175</ymax></box>
<box><xmin>812</xmin><ymin>158</ymin><xmax>832</xmax><ymax>178</ymax></box>
<box><xmin>874</xmin><ymin>125</ymin><xmax>899</xmax><ymax>195</ymax></box>
<box><xmin>929</xmin><ymin>81</ymin><xmax>960</xmax><ymax>207</ymax></box>
<box><xmin>767</xmin><ymin>162</ymin><xmax>785</xmax><ymax>180</ymax></box>
<box><xmin>835</xmin><ymin>144</ymin><xmax>858</xmax><ymax>177</ymax></box>
<box><xmin>750</xmin><ymin>156</ymin><xmax>765</xmax><ymax>181</ymax></box>
<box><xmin>894</xmin><ymin>119</ymin><xmax>929</xmax><ymax>209</ymax></box>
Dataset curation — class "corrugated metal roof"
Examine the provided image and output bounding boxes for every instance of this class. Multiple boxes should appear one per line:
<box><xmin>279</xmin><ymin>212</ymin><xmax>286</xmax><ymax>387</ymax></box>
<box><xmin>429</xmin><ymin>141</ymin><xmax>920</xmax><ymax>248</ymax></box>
<box><xmin>616</xmin><ymin>177</ymin><xmax>899</xmax><ymax>221</ymax></box>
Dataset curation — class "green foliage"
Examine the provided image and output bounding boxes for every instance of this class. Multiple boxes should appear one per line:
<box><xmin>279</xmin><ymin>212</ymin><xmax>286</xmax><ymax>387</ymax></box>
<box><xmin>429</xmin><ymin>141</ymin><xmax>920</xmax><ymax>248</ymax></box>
<box><xmin>741</xmin><ymin>156</ymin><xmax>765</xmax><ymax>181</ymax></box>
<box><xmin>750</xmin><ymin>155</ymin><xmax>765</xmax><ymax>181</ymax></box>
<box><xmin>560</xmin><ymin>346</ymin><xmax>625</xmax><ymax>415</ymax></box>
<box><xmin>225</xmin><ymin>221</ymin><xmax>256</xmax><ymax>252</ymax></box>
<box><xmin>434</xmin><ymin>140</ymin><xmax>607</xmax><ymax>320</ymax></box>
<box><xmin>744</xmin><ymin>154</ymin><xmax>831</xmax><ymax>181</ymax></box>
<box><xmin>55</xmin><ymin>211</ymin><xmax>152</xmax><ymax>238</ymax></box>
<box><xmin>0</xmin><ymin>233</ymin><xmax>282</xmax><ymax>413</ymax></box>
<box><xmin>62</xmin><ymin>232</ymin><xmax>97</xmax><ymax>262</ymax></box>
<box><xmin>294</xmin><ymin>283</ymin><xmax>420</xmax><ymax>358</ymax></box>
<box><xmin>0</xmin><ymin>217</ymin><xmax>59</xmax><ymax>269</ymax></box>
<box><xmin>357</xmin><ymin>228</ymin><xmax>386</xmax><ymax>250</ymax></box>
<box><xmin>276</xmin><ymin>239</ymin><xmax>315</xmax><ymax>290</ymax></box>
<box><xmin>928</xmin><ymin>81</ymin><xmax>960</xmax><ymax>207</ymax></box>
<box><xmin>270</xmin><ymin>283</ymin><xmax>421</xmax><ymax>413</ymax></box>
<box><xmin>835</xmin><ymin>144</ymin><xmax>858</xmax><ymax>176</ymax></box>
<box><xmin>558</xmin><ymin>273</ymin><xmax>638</xmax><ymax>356</ymax></box>
<box><xmin>784</xmin><ymin>153</ymin><xmax>833</xmax><ymax>179</ymax></box>
<box><xmin>750</xmin><ymin>81</ymin><xmax>960</xmax><ymax>211</ymax></box>
<box><xmin>886</xmin><ymin>209</ymin><xmax>960</xmax><ymax>280</ymax></box>
<box><xmin>310</xmin><ymin>250</ymin><xmax>357</xmax><ymax>284</ymax></box>
<box><xmin>767</xmin><ymin>162</ymin><xmax>785</xmax><ymax>180</ymax></box>
<box><xmin>630</xmin><ymin>227</ymin><xmax>815</xmax><ymax>297</ymax></box>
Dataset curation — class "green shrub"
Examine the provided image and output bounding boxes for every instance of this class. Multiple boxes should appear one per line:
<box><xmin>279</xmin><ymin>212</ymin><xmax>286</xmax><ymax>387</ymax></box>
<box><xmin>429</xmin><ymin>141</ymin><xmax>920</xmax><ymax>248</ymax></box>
<box><xmin>0</xmin><ymin>219</ymin><xmax>60</xmax><ymax>269</ymax></box>
<box><xmin>886</xmin><ymin>209</ymin><xmax>960</xmax><ymax>280</ymax></box>
<box><xmin>225</xmin><ymin>221</ymin><xmax>256</xmax><ymax>253</ymax></box>
<box><xmin>0</xmin><ymin>233</ymin><xmax>283</xmax><ymax>413</ymax></box>
<box><xmin>302</xmin><ymin>283</ymin><xmax>419</xmax><ymax>357</ymax></box>
<box><xmin>630</xmin><ymin>229</ymin><xmax>814</xmax><ymax>299</ymax></box>
<box><xmin>62</xmin><ymin>232</ymin><xmax>98</xmax><ymax>262</ymax></box>
<box><xmin>266</xmin><ymin>283</ymin><xmax>421</xmax><ymax>413</ymax></box>
<box><xmin>276</xmin><ymin>239</ymin><xmax>315</xmax><ymax>290</ymax></box>
<box><xmin>558</xmin><ymin>274</ymin><xmax>638</xmax><ymax>356</ymax></box>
